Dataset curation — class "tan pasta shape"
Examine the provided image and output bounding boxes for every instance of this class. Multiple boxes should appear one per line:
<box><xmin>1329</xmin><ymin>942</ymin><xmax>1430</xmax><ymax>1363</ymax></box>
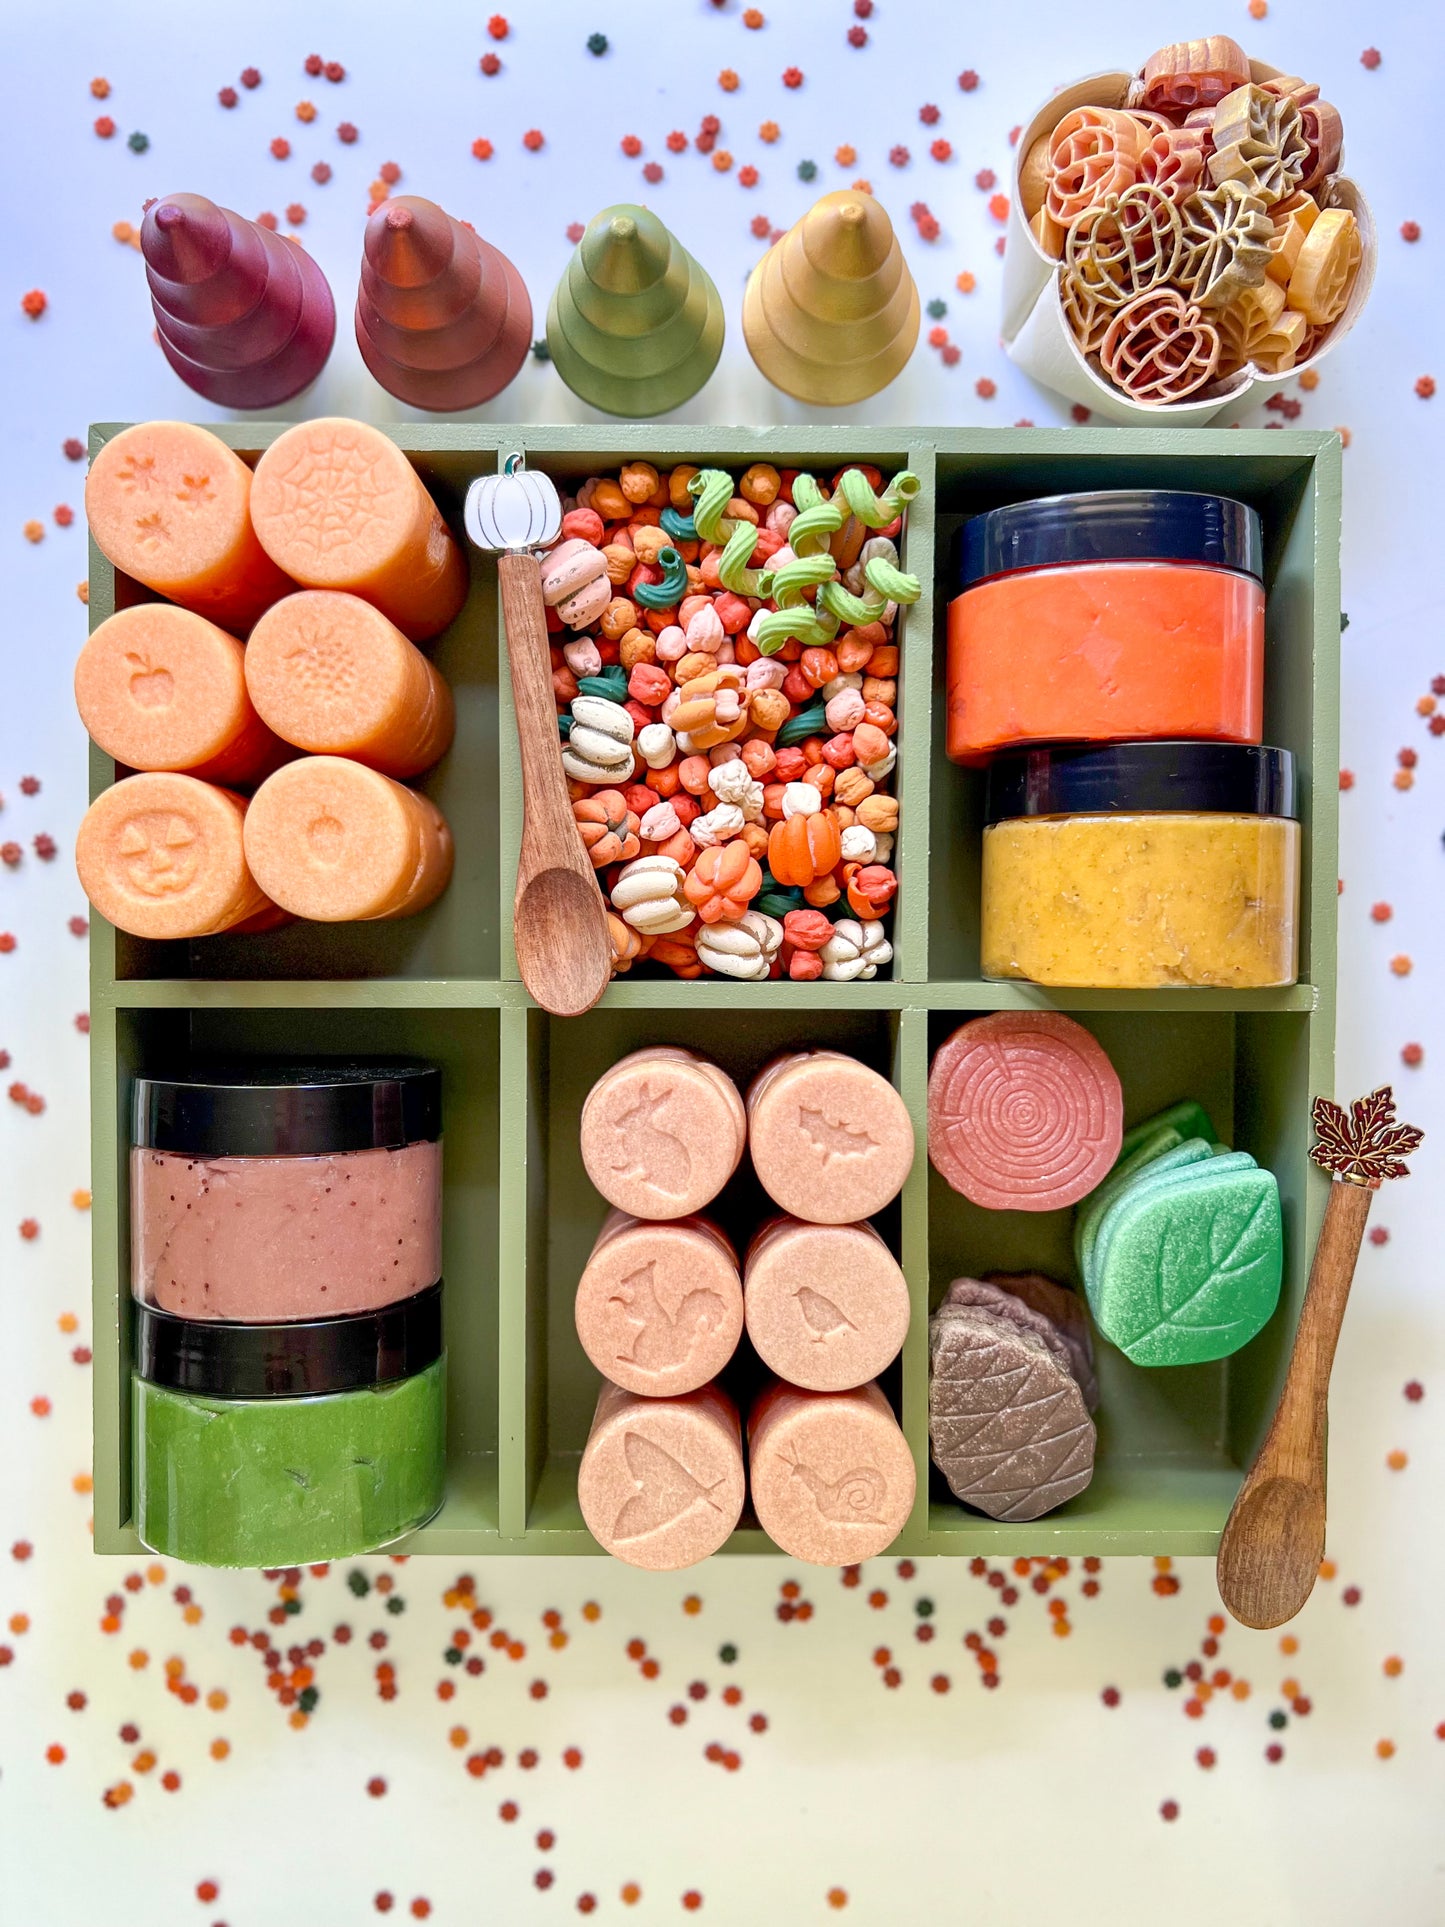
<box><xmin>1139</xmin><ymin>35</ymin><xmax>1250</xmax><ymax>114</ymax></box>
<box><xmin>1180</xmin><ymin>181</ymin><xmax>1274</xmax><ymax>308</ymax></box>
<box><xmin>1266</xmin><ymin>192</ymin><xmax>1320</xmax><ymax>286</ymax></box>
<box><xmin>1045</xmin><ymin>107</ymin><xmax>1146</xmax><ymax>227</ymax></box>
<box><xmin>1209</xmin><ymin>83</ymin><xmax>1310</xmax><ymax>205</ymax></box>
<box><xmin>1100</xmin><ymin>288</ymin><xmax>1222</xmax><ymax>403</ymax></box>
<box><xmin>1137</xmin><ymin>126</ymin><xmax>1208</xmax><ymax>204</ymax></box>
<box><xmin>1063</xmin><ymin>183</ymin><xmax>1184</xmax><ymax>310</ymax></box>
<box><xmin>1288</xmin><ymin>208</ymin><xmax>1362</xmax><ymax>325</ymax></box>
<box><xmin>1217</xmin><ymin>278</ymin><xmax>1306</xmax><ymax>376</ymax></box>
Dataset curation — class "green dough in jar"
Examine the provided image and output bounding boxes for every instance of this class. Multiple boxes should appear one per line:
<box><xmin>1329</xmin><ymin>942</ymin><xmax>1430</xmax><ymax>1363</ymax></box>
<box><xmin>981</xmin><ymin>812</ymin><xmax>1300</xmax><ymax>989</ymax></box>
<box><xmin>133</xmin><ymin>1359</ymin><xmax>445</xmax><ymax>1567</ymax></box>
<box><xmin>1087</xmin><ymin>1164</ymin><xmax>1282</xmax><ymax>1366</ymax></box>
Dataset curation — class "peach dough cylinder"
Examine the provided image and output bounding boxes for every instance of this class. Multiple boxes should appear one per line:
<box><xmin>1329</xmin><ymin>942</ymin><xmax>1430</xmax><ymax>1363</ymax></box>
<box><xmin>84</xmin><ymin>421</ymin><xmax>296</xmax><ymax>633</ymax></box>
<box><xmin>243</xmin><ymin>756</ymin><xmax>454</xmax><ymax>922</ymax></box>
<box><xmin>248</xmin><ymin>418</ymin><xmax>468</xmax><ymax>644</ymax></box>
<box><xmin>748</xmin><ymin>1378</ymin><xmax>916</xmax><ymax>1566</ymax></box>
<box><xmin>75</xmin><ymin>605</ymin><xmax>291</xmax><ymax>786</ymax></box>
<box><xmin>577</xmin><ymin>1379</ymin><xmax>745</xmax><ymax>1570</ymax></box>
<box><xmin>76</xmin><ymin>772</ymin><xmax>274</xmax><ymax>940</ymax></box>
<box><xmin>244</xmin><ymin>592</ymin><xmax>455</xmax><ymax>777</ymax></box>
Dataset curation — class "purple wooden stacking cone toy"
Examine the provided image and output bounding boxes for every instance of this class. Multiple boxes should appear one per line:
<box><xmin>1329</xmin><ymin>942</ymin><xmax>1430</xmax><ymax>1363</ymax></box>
<box><xmin>141</xmin><ymin>192</ymin><xmax>336</xmax><ymax>409</ymax></box>
<box><xmin>356</xmin><ymin>195</ymin><xmax>532</xmax><ymax>410</ymax></box>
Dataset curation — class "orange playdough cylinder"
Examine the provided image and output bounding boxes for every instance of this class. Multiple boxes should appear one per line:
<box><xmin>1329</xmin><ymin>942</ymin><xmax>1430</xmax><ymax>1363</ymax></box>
<box><xmin>244</xmin><ymin>592</ymin><xmax>455</xmax><ymax>777</ymax></box>
<box><xmin>945</xmin><ymin>563</ymin><xmax>1264</xmax><ymax>764</ymax></box>
<box><xmin>243</xmin><ymin>756</ymin><xmax>454</xmax><ymax>922</ymax></box>
<box><xmin>76</xmin><ymin>772</ymin><xmax>274</xmax><ymax>939</ymax></box>
<box><xmin>75</xmin><ymin>605</ymin><xmax>291</xmax><ymax>786</ymax></box>
<box><xmin>248</xmin><ymin>419</ymin><xmax>468</xmax><ymax>643</ymax></box>
<box><xmin>84</xmin><ymin>422</ymin><xmax>296</xmax><ymax>633</ymax></box>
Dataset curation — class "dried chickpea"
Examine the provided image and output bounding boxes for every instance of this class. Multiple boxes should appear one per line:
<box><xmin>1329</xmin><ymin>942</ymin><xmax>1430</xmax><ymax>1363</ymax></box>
<box><xmin>591</xmin><ymin>479</ymin><xmax>629</xmax><ymax>520</ymax></box>
<box><xmin>561</xmin><ymin>506</ymin><xmax>604</xmax><ymax>544</ymax></box>
<box><xmin>849</xmin><ymin>622</ymin><xmax>889</xmax><ymax>654</ymax></box>
<box><xmin>632</xmin><ymin>524</ymin><xmax>670</xmax><ymax>566</ymax></box>
<box><xmin>862</xmin><ymin>702</ymin><xmax>897</xmax><ymax>736</ymax></box>
<box><xmin>740</xmin><ymin>821</ymin><xmax>770</xmax><ymax>859</ymax></box>
<box><xmin>835</xmin><ymin>634</ymin><xmax>875</xmax><ymax>674</ymax></box>
<box><xmin>857</xmin><ymin>794</ymin><xmax>899</xmax><ymax>834</ymax></box>
<box><xmin>800</xmin><ymin>647</ymin><xmax>839</xmax><ymax>688</ymax></box>
<box><xmin>725</xmin><ymin>497</ymin><xmax>759</xmax><ymax>526</ymax></box>
<box><xmin>678</xmin><ymin>756</ymin><xmax>713</xmax><ymax>796</ymax></box>
<box><xmin>833</xmin><ymin>805</ymin><xmax>856</xmax><ymax>831</ymax></box>
<box><xmin>618</xmin><ymin>628</ymin><xmax>656</xmax><ymax>670</ymax></box>
<box><xmin>600</xmin><ymin>597</ymin><xmax>637</xmax><ymax>641</ymax></box>
<box><xmin>869</xmin><ymin>645</ymin><xmax>900</xmax><ymax>677</ymax></box>
<box><xmin>863</xmin><ymin>677</ymin><xmax>897</xmax><ymax>707</ymax></box>
<box><xmin>620</xmin><ymin>462</ymin><xmax>659</xmax><ymax>503</ymax></box>
<box><xmin>740</xmin><ymin>739</ymin><xmax>776</xmax><ymax>778</ymax></box>
<box><xmin>803</xmin><ymin>763</ymin><xmax>834</xmax><ymax>799</ymax></box>
<box><xmin>761</xmin><ymin>782</ymin><xmax>786</xmax><ymax>819</ymax></box>
<box><xmin>602</xmin><ymin>541</ymin><xmax>635</xmax><ymax>586</ymax></box>
<box><xmin>668</xmin><ymin>464</ymin><xmax>700</xmax><ymax>510</ymax></box>
<box><xmin>834</xmin><ymin>767</ymin><xmax>875</xmax><ymax>808</ymax></box>
<box><xmin>749</xmin><ymin>688</ymin><xmax>790</xmax><ymax>733</ymax></box>
<box><xmin>739</xmin><ymin>463</ymin><xmax>781</xmax><ymax>507</ymax></box>
<box><xmin>675</xmin><ymin>650</ymin><xmax>717</xmax><ymax>685</ymax></box>
<box><xmin>804</xmin><ymin>874</ymin><xmax>842</xmax><ymax>908</ymax></box>
<box><xmin>552</xmin><ymin>666</ymin><xmax>578</xmax><ymax>704</ymax></box>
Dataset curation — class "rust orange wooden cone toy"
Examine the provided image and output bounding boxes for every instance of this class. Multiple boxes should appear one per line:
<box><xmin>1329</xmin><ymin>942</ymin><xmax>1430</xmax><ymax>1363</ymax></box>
<box><xmin>743</xmin><ymin>189</ymin><xmax>920</xmax><ymax>404</ymax></box>
<box><xmin>356</xmin><ymin>195</ymin><xmax>532</xmax><ymax>410</ymax></box>
<box><xmin>141</xmin><ymin>191</ymin><xmax>336</xmax><ymax>409</ymax></box>
<box><xmin>1216</xmin><ymin>1086</ymin><xmax>1423</xmax><ymax>1628</ymax></box>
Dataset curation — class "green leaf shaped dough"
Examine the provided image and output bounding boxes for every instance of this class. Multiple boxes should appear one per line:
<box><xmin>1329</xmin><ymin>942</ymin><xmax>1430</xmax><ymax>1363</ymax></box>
<box><xmin>1091</xmin><ymin>1164</ymin><xmax>1283</xmax><ymax>1367</ymax></box>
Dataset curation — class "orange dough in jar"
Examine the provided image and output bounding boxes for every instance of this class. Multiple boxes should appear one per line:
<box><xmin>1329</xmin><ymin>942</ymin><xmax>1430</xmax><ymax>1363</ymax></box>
<box><xmin>76</xmin><ymin>772</ymin><xmax>274</xmax><ymax>939</ymax></box>
<box><xmin>947</xmin><ymin>563</ymin><xmax>1264</xmax><ymax>763</ymax></box>
<box><xmin>75</xmin><ymin>605</ymin><xmax>291</xmax><ymax>785</ymax></box>
<box><xmin>243</xmin><ymin>756</ymin><xmax>454</xmax><ymax>922</ymax></box>
<box><xmin>245</xmin><ymin>592</ymin><xmax>456</xmax><ymax>776</ymax></box>
<box><xmin>84</xmin><ymin>421</ymin><xmax>296</xmax><ymax>633</ymax></box>
<box><xmin>248</xmin><ymin>418</ymin><xmax>468</xmax><ymax>643</ymax></box>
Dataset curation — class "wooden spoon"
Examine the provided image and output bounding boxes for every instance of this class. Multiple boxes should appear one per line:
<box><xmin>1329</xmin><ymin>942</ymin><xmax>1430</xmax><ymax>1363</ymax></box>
<box><xmin>1216</xmin><ymin>1086</ymin><xmax>1422</xmax><ymax>1629</ymax></box>
<box><xmin>466</xmin><ymin>461</ymin><xmax>612</xmax><ymax>1018</ymax></box>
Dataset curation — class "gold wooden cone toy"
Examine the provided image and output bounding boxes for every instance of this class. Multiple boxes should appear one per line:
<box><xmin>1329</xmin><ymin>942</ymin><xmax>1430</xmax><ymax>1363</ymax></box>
<box><xmin>546</xmin><ymin>205</ymin><xmax>724</xmax><ymax>417</ymax></box>
<box><xmin>743</xmin><ymin>190</ymin><xmax>920</xmax><ymax>404</ymax></box>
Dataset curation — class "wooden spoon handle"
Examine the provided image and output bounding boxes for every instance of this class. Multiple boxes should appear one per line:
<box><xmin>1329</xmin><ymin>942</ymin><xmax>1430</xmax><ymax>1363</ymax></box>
<box><xmin>1250</xmin><ymin>1180</ymin><xmax>1372</xmax><ymax>1485</ymax></box>
<box><xmin>498</xmin><ymin>550</ymin><xmax>584</xmax><ymax>884</ymax></box>
<box><xmin>1216</xmin><ymin>1179</ymin><xmax>1372</xmax><ymax>1625</ymax></box>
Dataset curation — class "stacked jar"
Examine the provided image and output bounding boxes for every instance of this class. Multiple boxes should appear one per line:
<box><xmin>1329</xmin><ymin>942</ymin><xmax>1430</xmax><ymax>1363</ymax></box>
<box><xmin>574</xmin><ymin>1045</ymin><xmax>916</xmax><ymax>1569</ymax></box>
<box><xmin>130</xmin><ymin>1063</ymin><xmax>446</xmax><ymax>1566</ymax></box>
<box><xmin>945</xmin><ymin>491</ymin><xmax>1301</xmax><ymax>990</ymax></box>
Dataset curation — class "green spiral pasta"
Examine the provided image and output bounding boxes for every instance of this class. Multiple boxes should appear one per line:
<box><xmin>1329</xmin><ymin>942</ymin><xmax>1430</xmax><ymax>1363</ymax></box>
<box><xmin>752</xmin><ymin>603</ymin><xmax>840</xmax><ymax>655</ymax></box>
<box><xmin>770</xmin><ymin>551</ymin><xmax>837</xmax><ymax>608</ymax></box>
<box><xmin>838</xmin><ymin>467</ymin><xmax>922</xmax><ymax>528</ymax></box>
<box><xmin>686</xmin><ymin>468</ymin><xmax>735</xmax><ymax>545</ymax></box>
<box><xmin>633</xmin><ymin>547</ymin><xmax>690</xmax><ymax>610</ymax></box>
<box><xmin>717</xmin><ymin>521</ymin><xmax>774</xmax><ymax>599</ymax></box>
<box><xmin>863</xmin><ymin>556</ymin><xmax>922</xmax><ymax>604</ymax></box>
<box><xmin>787</xmin><ymin>472</ymin><xmax>844</xmax><ymax>556</ymax></box>
<box><xmin>818</xmin><ymin>578</ymin><xmax>888</xmax><ymax>628</ymax></box>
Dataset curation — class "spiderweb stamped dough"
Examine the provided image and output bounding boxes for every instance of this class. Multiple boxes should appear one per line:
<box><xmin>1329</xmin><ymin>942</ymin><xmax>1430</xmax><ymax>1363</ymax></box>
<box><xmin>1287</xmin><ymin>207</ymin><xmax>1362</xmax><ymax>326</ymax></box>
<box><xmin>1063</xmin><ymin>183</ymin><xmax>1184</xmax><ymax>310</ymax></box>
<box><xmin>927</xmin><ymin>1011</ymin><xmax>1123</xmax><ymax>1212</ymax></box>
<box><xmin>1209</xmin><ymin>83</ymin><xmax>1310</xmax><ymax>206</ymax></box>
<box><xmin>1179</xmin><ymin>181</ymin><xmax>1273</xmax><ymax>309</ymax></box>
<box><xmin>1100</xmin><ymin>289</ymin><xmax>1223</xmax><ymax>403</ymax></box>
<box><xmin>1045</xmin><ymin>107</ymin><xmax>1146</xmax><ymax>228</ymax></box>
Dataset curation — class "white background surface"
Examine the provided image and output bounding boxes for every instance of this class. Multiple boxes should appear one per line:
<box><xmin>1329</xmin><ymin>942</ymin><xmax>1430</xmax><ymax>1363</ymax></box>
<box><xmin>2</xmin><ymin>3</ymin><xmax>1443</xmax><ymax>1921</ymax></box>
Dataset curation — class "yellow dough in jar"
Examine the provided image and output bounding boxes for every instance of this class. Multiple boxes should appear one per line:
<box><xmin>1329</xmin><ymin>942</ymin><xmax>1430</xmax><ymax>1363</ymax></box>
<box><xmin>981</xmin><ymin>812</ymin><xmax>1299</xmax><ymax>989</ymax></box>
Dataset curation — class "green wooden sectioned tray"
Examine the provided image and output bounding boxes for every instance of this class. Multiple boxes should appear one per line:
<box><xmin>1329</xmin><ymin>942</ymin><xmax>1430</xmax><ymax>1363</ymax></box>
<box><xmin>87</xmin><ymin>423</ymin><xmax>1341</xmax><ymax>1561</ymax></box>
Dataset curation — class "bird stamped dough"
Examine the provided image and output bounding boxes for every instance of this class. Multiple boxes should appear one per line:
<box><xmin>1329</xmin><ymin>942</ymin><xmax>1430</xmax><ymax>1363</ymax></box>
<box><xmin>744</xmin><ymin>1217</ymin><xmax>910</xmax><ymax>1393</ymax></box>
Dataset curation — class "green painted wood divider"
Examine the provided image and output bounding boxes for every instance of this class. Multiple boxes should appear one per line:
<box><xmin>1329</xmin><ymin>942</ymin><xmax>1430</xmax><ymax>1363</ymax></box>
<box><xmin>87</xmin><ymin>424</ymin><xmax>1341</xmax><ymax>1559</ymax></box>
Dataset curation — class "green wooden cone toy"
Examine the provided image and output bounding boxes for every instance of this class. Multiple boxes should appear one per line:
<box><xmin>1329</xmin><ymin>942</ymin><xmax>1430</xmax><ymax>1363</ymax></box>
<box><xmin>546</xmin><ymin>205</ymin><xmax>725</xmax><ymax>416</ymax></box>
